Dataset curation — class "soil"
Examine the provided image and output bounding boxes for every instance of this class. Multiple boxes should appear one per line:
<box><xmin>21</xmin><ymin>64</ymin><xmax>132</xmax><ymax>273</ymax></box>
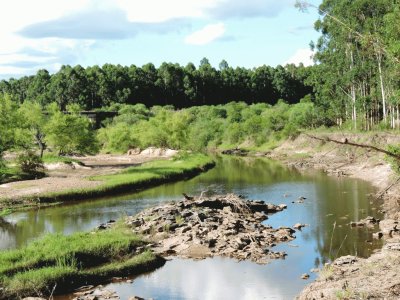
<box><xmin>0</xmin><ymin>152</ymin><xmax>174</xmax><ymax>205</ymax></box>
<box><xmin>268</xmin><ymin>133</ymin><xmax>400</xmax><ymax>299</ymax></box>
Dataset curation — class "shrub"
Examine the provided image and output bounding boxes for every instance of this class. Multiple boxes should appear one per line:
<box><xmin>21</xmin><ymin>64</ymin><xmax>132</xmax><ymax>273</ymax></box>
<box><xmin>16</xmin><ymin>151</ymin><xmax>45</xmax><ymax>176</ymax></box>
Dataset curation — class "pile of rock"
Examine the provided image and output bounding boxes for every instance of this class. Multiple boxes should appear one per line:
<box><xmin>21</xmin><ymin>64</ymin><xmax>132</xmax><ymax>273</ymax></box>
<box><xmin>126</xmin><ymin>194</ymin><xmax>295</xmax><ymax>264</ymax></box>
<box><xmin>350</xmin><ymin>216</ymin><xmax>380</xmax><ymax>227</ymax></box>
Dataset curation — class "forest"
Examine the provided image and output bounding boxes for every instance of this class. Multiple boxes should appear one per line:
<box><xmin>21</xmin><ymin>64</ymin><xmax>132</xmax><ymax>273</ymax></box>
<box><xmin>1</xmin><ymin>0</ymin><xmax>400</xmax><ymax>177</ymax></box>
<box><xmin>0</xmin><ymin>60</ymin><xmax>312</xmax><ymax>110</ymax></box>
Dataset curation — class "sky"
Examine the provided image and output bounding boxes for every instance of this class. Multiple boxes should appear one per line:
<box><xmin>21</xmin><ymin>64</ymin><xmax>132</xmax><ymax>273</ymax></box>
<box><xmin>0</xmin><ymin>0</ymin><xmax>322</xmax><ymax>79</ymax></box>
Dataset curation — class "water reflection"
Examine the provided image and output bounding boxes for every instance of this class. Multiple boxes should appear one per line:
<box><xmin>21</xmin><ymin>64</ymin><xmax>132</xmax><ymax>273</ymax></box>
<box><xmin>1</xmin><ymin>156</ymin><xmax>383</xmax><ymax>299</ymax></box>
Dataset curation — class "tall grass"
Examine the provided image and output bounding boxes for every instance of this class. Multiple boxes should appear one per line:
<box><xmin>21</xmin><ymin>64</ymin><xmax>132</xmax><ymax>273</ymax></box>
<box><xmin>0</xmin><ymin>225</ymin><xmax>164</xmax><ymax>299</ymax></box>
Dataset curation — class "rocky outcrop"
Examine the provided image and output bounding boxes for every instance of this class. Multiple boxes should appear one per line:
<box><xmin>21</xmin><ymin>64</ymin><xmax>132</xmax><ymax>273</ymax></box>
<box><xmin>221</xmin><ymin>148</ymin><xmax>249</xmax><ymax>156</ymax></box>
<box><xmin>139</xmin><ymin>147</ymin><xmax>178</xmax><ymax>157</ymax></box>
<box><xmin>126</xmin><ymin>194</ymin><xmax>294</xmax><ymax>264</ymax></box>
<box><xmin>350</xmin><ymin>216</ymin><xmax>380</xmax><ymax>227</ymax></box>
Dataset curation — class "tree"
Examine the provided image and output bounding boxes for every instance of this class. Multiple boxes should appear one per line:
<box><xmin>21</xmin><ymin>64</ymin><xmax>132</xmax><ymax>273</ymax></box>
<box><xmin>19</xmin><ymin>101</ymin><xmax>47</xmax><ymax>157</ymax></box>
<box><xmin>45</xmin><ymin>103</ymin><xmax>99</xmax><ymax>155</ymax></box>
<box><xmin>0</xmin><ymin>94</ymin><xmax>21</xmax><ymax>156</ymax></box>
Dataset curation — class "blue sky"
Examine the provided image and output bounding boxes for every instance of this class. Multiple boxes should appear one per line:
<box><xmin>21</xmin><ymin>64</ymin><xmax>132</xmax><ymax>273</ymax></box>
<box><xmin>0</xmin><ymin>0</ymin><xmax>322</xmax><ymax>79</ymax></box>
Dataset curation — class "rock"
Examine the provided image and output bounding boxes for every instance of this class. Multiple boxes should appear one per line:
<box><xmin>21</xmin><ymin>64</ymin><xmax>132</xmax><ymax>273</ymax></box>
<box><xmin>310</xmin><ymin>268</ymin><xmax>319</xmax><ymax>273</ymax></box>
<box><xmin>383</xmin><ymin>243</ymin><xmax>400</xmax><ymax>251</ymax></box>
<box><xmin>140</xmin><ymin>147</ymin><xmax>178</xmax><ymax>157</ymax></box>
<box><xmin>128</xmin><ymin>297</ymin><xmax>145</xmax><ymax>300</ymax></box>
<box><xmin>293</xmin><ymin>223</ymin><xmax>307</xmax><ymax>230</ymax></box>
<box><xmin>372</xmin><ymin>231</ymin><xmax>383</xmax><ymax>239</ymax></box>
<box><xmin>22</xmin><ymin>298</ymin><xmax>47</xmax><ymax>300</ymax></box>
<box><xmin>127</xmin><ymin>148</ymin><xmax>141</xmax><ymax>155</ymax></box>
<box><xmin>221</xmin><ymin>148</ymin><xmax>249</xmax><ymax>156</ymax></box>
<box><xmin>334</xmin><ymin>255</ymin><xmax>357</xmax><ymax>266</ymax></box>
<box><xmin>379</xmin><ymin>219</ymin><xmax>399</xmax><ymax>236</ymax></box>
<box><xmin>278</xmin><ymin>204</ymin><xmax>287</xmax><ymax>210</ymax></box>
<box><xmin>126</xmin><ymin>193</ymin><xmax>294</xmax><ymax>263</ymax></box>
<box><xmin>301</xmin><ymin>273</ymin><xmax>310</xmax><ymax>279</ymax></box>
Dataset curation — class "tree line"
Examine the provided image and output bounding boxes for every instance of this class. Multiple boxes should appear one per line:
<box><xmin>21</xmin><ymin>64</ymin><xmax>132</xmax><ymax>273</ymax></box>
<box><xmin>0</xmin><ymin>59</ymin><xmax>312</xmax><ymax>110</ymax></box>
<box><xmin>301</xmin><ymin>0</ymin><xmax>400</xmax><ymax>130</ymax></box>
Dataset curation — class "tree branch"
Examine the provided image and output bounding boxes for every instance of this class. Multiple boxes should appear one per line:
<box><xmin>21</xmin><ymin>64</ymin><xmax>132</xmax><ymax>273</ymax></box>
<box><xmin>305</xmin><ymin>133</ymin><xmax>400</xmax><ymax>160</ymax></box>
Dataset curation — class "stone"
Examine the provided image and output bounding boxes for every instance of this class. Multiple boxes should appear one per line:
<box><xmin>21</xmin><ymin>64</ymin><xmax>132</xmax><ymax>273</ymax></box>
<box><xmin>125</xmin><ymin>193</ymin><xmax>294</xmax><ymax>263</ymax></box>
<box><xmin>372</xmin><ymin>231</ymin><xmax>383</xmax><ymax>239</ymax></box>
<box><xmin>334</xmin><ymin>255</ymin><xmax>357</xmax><ymax>266</ymax></box>
<box><xmin>301</xmin><ymin>273</ymin><xmax>310</xmax><ymax>279</ymax></box>
<box><xmin>384</xmin><ymin>243</ymin><xmax>400</xmax><ymax>251</ymax></box>
<box><xmin>293</xmin><ymin>223</ymin><xmax>307</xmax><ymax>230</ymax></box>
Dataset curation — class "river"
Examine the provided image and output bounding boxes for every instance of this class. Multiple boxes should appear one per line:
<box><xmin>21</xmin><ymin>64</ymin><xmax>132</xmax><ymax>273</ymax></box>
<box><xmin>0</xmin><ymin>156</ymin><xmax>383</xmax><ymax>299</ymax></box>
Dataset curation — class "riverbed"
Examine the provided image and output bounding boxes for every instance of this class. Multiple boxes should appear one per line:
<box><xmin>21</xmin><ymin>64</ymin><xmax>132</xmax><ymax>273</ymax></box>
<box><xmin>0</xmin><ymin>156</ymin><xmax>383</xmax><ymax>299</ymax></box>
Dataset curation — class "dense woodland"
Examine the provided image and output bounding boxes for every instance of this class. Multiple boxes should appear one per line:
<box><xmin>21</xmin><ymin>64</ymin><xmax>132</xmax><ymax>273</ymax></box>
<box><xmin>301</xmin><ymin>0</ymin><xmax>400</xmax><ymax>130</ymax></box>
<box><xmin>1</xmin><ymin>0</ymin><xmax>400</xmax><ymax>176</ymax></box>
<box><xmin>0</xmin><ymin>60</ymin><xmax>311</xmax><ymax>110</ymax></box>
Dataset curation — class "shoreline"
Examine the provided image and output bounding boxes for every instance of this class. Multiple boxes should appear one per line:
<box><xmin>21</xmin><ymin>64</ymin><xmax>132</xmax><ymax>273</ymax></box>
<box><xmin>266</xmin><ymin>133</ymin><xmax>400</xmax><ymax>299</ymax></box>
<box><xmin>0</xmin><ymin>154</ymin><xmax>215</xmax><ymax>212</ymax></box>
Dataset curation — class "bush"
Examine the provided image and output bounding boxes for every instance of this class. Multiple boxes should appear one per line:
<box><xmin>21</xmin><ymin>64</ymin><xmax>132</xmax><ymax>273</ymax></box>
<box><xmin>387</xmin><ymin>144</ymin><xmax>400</xmax><ymax>174</ymax></box>
<box><xmin>16</xmin><ymin>151</ymin><xmax>45</xmax><ymax>177</ymax></box>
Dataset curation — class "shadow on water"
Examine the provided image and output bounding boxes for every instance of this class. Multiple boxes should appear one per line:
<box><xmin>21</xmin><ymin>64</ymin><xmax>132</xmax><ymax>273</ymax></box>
<box><xmin>1</xmin><ymin>156</ymin><xmax>383</xmax><ymax>299</ymax></box>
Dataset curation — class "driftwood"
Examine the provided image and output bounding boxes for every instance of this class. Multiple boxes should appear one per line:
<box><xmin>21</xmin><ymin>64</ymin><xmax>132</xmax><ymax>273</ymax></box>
<box><xmin>305</xmin><ymin>134</ymin><xmax>400</xmax><ymax>160</ymax></box>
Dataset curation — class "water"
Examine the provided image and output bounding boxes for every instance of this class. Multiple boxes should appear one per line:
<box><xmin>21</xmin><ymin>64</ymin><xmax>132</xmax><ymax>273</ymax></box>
<box><xmin>0</xmin><ymin>156</ymin><xmax>383</xmax><ymax>299</ymax></box>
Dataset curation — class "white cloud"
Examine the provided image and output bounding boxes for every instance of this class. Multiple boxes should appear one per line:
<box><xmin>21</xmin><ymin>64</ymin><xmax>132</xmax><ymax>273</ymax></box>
<box><xmin>284</xmin><ymin>48</ymin><xmax>315</xmax><ymax>66</ymax></box>
<box><xmin>115</xmin><ymin>0</ymin><xmax>218</xmax><ymax>23</ymax></box>
<box><xmin>0</xmin><ymin>0</ymin><xmax>295</xmax><ymax>78</ymax></box>
<box><xmin>185</xmin><ymin>23</ymin><xmax>225</xmax><ymax>45</ymax></box>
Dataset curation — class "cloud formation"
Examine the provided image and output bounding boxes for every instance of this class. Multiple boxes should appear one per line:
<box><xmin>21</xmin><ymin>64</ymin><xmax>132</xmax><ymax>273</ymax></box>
<box><xmin>0</xmin><ymin>0</ymin><xmax>301</xmax><ymax>78</ymax></box>
<box><xmin>185</xmin><ymin>23</ymin><xmax>226</xmax><ymax>45</ymax></box>
<box><xmin>284</xmin><ymin>48</ymin><xmax>315</xmax><ymax>66</ymax></box>
<box><xmin>208</xmin><ymin>0</ymin><xmax>293</xmax><ymax>19</ymax></box>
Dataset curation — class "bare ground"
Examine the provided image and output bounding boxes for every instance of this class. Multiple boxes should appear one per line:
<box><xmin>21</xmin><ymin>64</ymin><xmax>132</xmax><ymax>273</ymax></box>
<box><xmin>0</xmin><ymin>153</ymin><xmax>172</xmax><ymax>203</ymax></box>
<box><xmin>268</xmin><ymin>133</ymin><xmax>400</xmax><ymax>299</ymax></box>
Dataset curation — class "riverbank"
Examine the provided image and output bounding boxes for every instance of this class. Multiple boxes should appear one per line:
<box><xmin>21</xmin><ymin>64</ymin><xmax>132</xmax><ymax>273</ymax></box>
<box><xmin>268</xmin><ymin>132</ymin><xmax>400</xmax><ymax>299</ymax></box>
<box><xmin>0</xmin><ymin>153</ymin><xmax>215</xmax><ymax>212</ymax></box>
<box><xmin>0</xmin><ymin>223</ymin><xmax>165</xmax><ymax>299</ymax></box>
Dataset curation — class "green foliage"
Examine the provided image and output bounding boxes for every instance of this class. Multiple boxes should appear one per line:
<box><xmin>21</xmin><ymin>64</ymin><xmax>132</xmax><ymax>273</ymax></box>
<box><xmin>0</xmin><ymin>61</ymin><xmax>311</xmax><ymax>110</ymax></box>
<box><xmin>16</xmin><ymin>151</ymin><xmax>45</xmax><ymax>176</ymax></box>
<box><xmin>45</xmin><ymin>103</ymin><xmax>99</xmax><ymax>155</ymax></box>
<box><xmin>42</xmin><ymin>154</ymin><xmax>81</xmax><ymax>165</ymax></box>
<box><xmin>0</xmin><ymin>94</ymin><xmax>25</xmax><ymax>155</ymax></box>
<box><xmin>98</xmin><ymin>102</ymin><xmax>318</xmax><ymax>153</ymax></box>
<box><xmin>0</xmin><ymin>225</ymin><xmax>159</xmax><ymax>298</ymax></box>
<box><xmin>386</xmin><ymin>144</ymin><xmax>400</xmax><ymax>174</ymax></box>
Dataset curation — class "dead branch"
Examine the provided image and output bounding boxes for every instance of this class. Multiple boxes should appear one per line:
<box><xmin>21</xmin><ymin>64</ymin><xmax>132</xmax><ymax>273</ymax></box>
<box><xmin>305</xmin><ymin>134</ymin><xmax>400</xmax><ymax>160</ymax></box>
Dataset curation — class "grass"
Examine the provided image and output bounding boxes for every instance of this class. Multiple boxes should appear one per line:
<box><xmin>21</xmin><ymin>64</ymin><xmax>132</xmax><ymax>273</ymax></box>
<box><xmin>37</xmin><ymin>153</ymin><xmax>215</xmax><ymax>203</ymax></box>
<box><xmin>0</xmin><ymin>153</ymin><xmax>215</xmax><ymax>210</ymax></box>
<box><xmin>0</xmin><ymin>165</ymin><xmax>30</xmax><ymax>184</ymax></box>
<box><xmin>42</xmin><ymin>154</ymin><xmax>82</xmax><ymax>165</ymax></box>
<box><xmin>0</xmin><ymin>224</ymin><xmax>164</xmax><ymax>299</ymax></box>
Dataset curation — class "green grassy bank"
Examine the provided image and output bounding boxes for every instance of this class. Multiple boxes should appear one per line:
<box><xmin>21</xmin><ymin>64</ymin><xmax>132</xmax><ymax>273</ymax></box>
<box><xmin>0</xmin><ymin>224</ymin><xmax>165</xmax><ymax>299</ymax></box>
<box><xmin>0</xmin><ymin>154</ymin><xmax>215</xmax><ymax>211</ymax></box>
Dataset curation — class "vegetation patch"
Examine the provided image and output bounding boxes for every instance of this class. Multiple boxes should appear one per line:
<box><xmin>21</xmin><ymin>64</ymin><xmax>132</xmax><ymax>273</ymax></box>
<box><xmin>7</xmin><ymin>154</ymin><xmax>215</xmax><ymax>207</ymax></box>
<box><xmin>0</xmin><ymin>225</ymin><xmax>165</xmax><ymax>299</ymax></box>
<box><xmin>42</xmin><ymin>154</ymin><xmax>82</xmax><ymax>165</ymax></box>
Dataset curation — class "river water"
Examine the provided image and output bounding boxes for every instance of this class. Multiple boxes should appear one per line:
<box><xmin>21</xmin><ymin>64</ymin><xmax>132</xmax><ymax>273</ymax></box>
<box><xmin>0</xmin><ymin>157</ymin><xmax>383</xmax><ymax>299</ymax></box>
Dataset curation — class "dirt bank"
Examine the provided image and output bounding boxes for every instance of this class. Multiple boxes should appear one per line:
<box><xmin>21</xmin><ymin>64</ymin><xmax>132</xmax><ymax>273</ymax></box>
<box><xmin>268</xmin><ymin>133</ymin><xmax>400</xmax><ymax>299</ymax></box>
<box><xmin>0</xmin><ymin>152</ymin><xmax>175</xmax><ymax>210</ymax></box>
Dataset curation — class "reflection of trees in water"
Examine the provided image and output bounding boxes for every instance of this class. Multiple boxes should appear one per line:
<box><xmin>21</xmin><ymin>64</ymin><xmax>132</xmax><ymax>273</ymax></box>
<box><xmin>310</xmin><ymin>176</ymin><xmax>383</xmax><ymax>263</ymax></box>
<box><xmin>0</xmin><ymin>217</ymin><xmax>18</xmax><ymax>249</ymax></box>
